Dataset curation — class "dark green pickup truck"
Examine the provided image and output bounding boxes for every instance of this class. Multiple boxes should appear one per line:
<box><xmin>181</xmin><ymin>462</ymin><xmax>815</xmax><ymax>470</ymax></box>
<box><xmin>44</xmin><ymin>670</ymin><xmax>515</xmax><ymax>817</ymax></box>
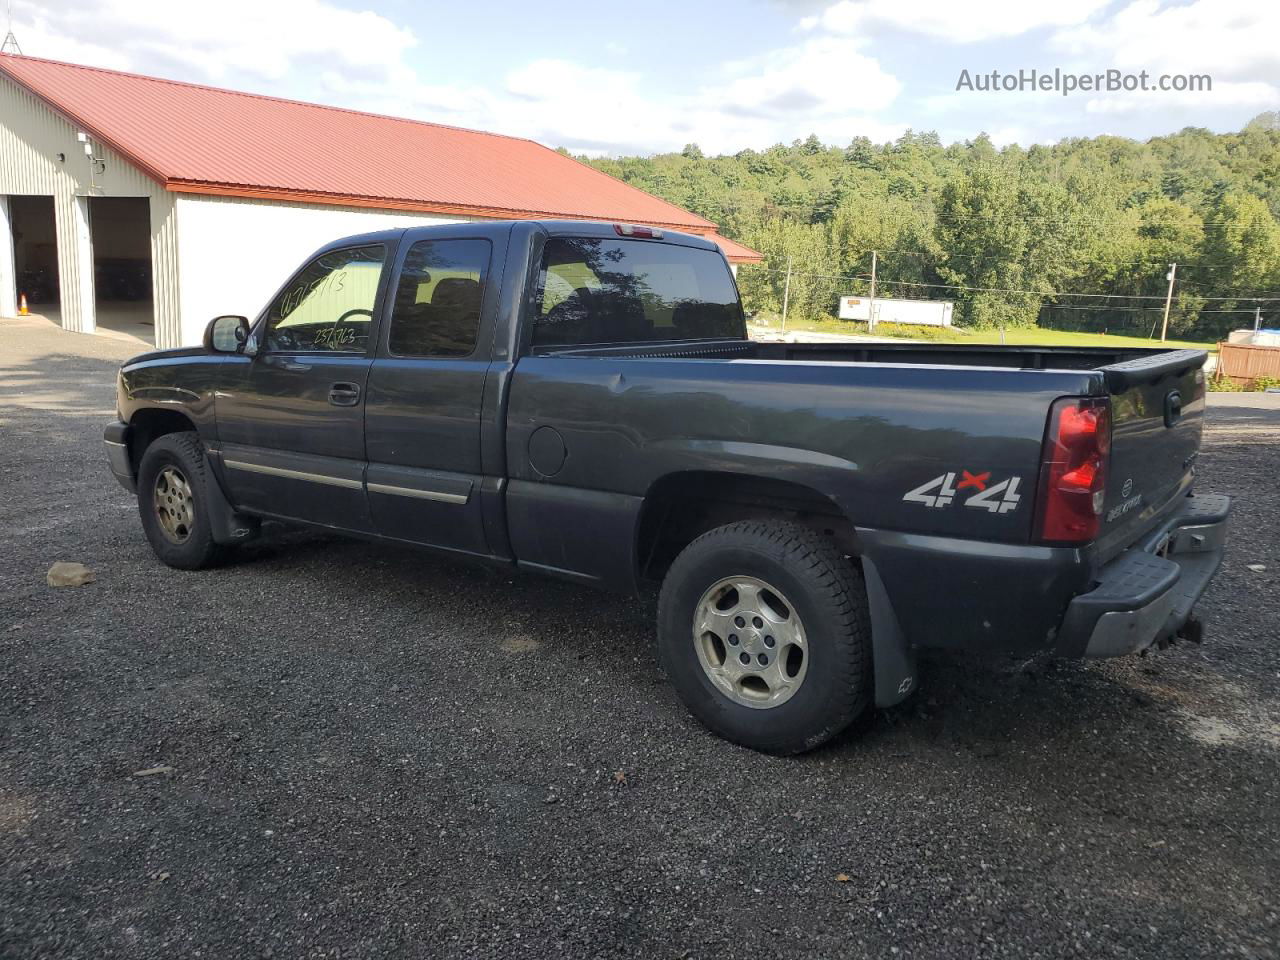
<box><xmin>104</xmin><ymin>220</ymin><xmax>1230</xmax><ymax>753</ymax></box>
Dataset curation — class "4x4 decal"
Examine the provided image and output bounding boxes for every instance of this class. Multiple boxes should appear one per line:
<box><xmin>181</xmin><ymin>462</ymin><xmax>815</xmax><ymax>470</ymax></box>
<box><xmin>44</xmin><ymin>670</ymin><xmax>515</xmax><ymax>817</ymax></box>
<box><xmin>902</xmin><ymin>471</ymin><xmax>1023</xmax><ymax>513</ymax></box>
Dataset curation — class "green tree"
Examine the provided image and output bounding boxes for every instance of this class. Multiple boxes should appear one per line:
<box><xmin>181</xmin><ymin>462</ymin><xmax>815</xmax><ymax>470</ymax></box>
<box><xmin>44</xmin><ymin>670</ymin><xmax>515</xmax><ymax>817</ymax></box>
<box><xmin>934</xmin><ymin>163</ymin><xmax>1040</xmax><ymax>327</ymax></box>
<box><xmin>578</xmin><ymin>124</ymin><xmax>1280</xmax><ymax>339</ymax></box>
<box><xmin>1205</xmin><ymin>192</ymin><xmax>1280</xmax><ymax>288</ymax></box>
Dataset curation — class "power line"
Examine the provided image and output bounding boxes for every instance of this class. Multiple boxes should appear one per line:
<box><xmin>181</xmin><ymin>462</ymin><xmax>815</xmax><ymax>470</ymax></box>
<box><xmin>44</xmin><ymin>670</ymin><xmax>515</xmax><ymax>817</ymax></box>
<box><xmin>757</xmin><ymin>267</ymin><xmax>872</xmax><ymax>282</ymax></box>
<box><xmin>1177</xmin><ymin>277</ymin><xmax>1280</xmax><ymax>297</ymax></box>
<box><xmin>747</xmin><ymin>191</ymin><xmax>1259</xmax><ymax>230</ymax></box>
<box><xmin>750</xmin><ymin>263</ymin><xmax>1280</xmax><ymax>302</ymax></box>
<box><xmin>865</xmin><ymin>247</ymin><xmax>1245</xmax><ymax>271</ymax></box>
<box><xmin>1044</xmin><ymin>304</ymin><xmax>1266</xmax><ymax>313</ymax></box>
<box><xmin>763</xmin><ymin>194</ymin><xmax>1271</xmax><ymax>232</ymax></box>
<box><xmin>931</xmin><ymin>211</ymin><xmax>1247</xmax><ymax>228</ymax></box>
<box><xmin>852</xmin><ymin>276</ymin><xmax>1280</xmax><ymax>302</ymax></box>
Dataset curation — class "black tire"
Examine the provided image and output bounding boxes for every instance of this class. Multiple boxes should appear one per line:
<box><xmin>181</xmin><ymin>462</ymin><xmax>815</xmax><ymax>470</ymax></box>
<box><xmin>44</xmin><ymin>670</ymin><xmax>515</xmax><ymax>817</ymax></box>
<box><xmin>657</xmin><ymin>520</ymin><xmax>871</xmax><ymax>754</ymax></box>
<box><xmin>136</xmin><ymin>431</ymin><xmax>227</xmax><ymax>570</ymax></box>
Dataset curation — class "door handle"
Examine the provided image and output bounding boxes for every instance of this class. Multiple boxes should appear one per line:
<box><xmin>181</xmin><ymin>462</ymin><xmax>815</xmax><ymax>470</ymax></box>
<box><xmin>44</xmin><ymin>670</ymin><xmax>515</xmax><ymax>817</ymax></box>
<box><xmin>328</xmin><ymin>382</ymin><xmax>362</xmax><ymax>406</ymax></box>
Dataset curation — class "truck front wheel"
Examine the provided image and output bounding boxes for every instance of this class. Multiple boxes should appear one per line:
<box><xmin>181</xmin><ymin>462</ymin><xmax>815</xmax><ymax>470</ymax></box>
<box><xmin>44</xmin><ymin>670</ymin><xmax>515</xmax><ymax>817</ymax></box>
<box><xmin>136</xmin><ymin>432</ymin><xmax>227</xmax><ymax>570</ymax></box>
<box><xmin>657</xmin><ymin>520</ymin><xmax>872</xmax><ymax>754</ymax></box>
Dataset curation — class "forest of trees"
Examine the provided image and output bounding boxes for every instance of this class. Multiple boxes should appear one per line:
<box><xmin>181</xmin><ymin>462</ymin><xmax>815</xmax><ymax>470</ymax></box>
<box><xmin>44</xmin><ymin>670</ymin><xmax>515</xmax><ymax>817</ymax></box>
<box><xmin>583</xmin><ymin>113</ymin><xmax>1280</xmax><ymax>340</ymax></box>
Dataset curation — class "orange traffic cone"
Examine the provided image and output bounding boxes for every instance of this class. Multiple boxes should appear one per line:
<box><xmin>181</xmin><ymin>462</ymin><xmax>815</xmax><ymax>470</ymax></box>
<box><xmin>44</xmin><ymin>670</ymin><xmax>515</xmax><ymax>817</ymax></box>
<box><xmin>18</xmin><ymin>292</ymin><xmax>29</xmax><ymax>315</ymax></box>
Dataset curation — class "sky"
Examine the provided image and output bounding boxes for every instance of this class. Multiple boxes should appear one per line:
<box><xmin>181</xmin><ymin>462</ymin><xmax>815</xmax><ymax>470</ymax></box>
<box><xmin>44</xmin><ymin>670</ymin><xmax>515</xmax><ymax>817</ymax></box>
<box><xmin>7</xmin><ymin>0</ymin><xmax>1279</xmax><ymax>156</ymax></box>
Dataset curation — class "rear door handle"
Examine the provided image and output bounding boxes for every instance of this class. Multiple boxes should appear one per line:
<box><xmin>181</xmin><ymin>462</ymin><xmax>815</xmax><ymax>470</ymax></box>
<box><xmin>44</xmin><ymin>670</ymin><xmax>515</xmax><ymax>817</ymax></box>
<box><xmin>328</xmin><ymin>382</ymin><xmax>361</xmax><ymax>406</ymax></box>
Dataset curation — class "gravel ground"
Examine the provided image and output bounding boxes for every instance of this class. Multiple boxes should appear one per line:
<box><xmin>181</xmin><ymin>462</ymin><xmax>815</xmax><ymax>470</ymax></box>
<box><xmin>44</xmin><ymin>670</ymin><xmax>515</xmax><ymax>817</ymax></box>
<box><xmin>1</xmin><ymin>317</ymin><xmax>1277</xmax><ymax>959</ymax></box>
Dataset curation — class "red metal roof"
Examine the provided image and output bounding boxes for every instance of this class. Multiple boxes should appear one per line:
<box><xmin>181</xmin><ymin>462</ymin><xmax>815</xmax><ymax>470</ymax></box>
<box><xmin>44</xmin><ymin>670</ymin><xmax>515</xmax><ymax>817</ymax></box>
<box><xmin>0</xmin><ymin>54</ymin><xmax>762</xmax><ymax>261</ymax></box>
<box><xmin>710</xmin><ymin>233</ymin><xmax>764</xmax><ymax>264</ymax></box>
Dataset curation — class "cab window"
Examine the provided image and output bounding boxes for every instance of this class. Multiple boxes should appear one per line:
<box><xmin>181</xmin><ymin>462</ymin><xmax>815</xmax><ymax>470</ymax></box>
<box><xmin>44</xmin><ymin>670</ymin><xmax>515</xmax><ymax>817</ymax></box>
<box><xmin>387</xmin><ymin>239</ymin><xmax>491</xmax><ymax>357</ymax></box>
<box><xmin>532</xmin><ymin>238</ymin><xmax>743</xmax><ymax>347</ymax></box>
<box><xmin>263</xmin><ymin>245</ymin><xmax>385</xmax><ymax>353</ymax></box>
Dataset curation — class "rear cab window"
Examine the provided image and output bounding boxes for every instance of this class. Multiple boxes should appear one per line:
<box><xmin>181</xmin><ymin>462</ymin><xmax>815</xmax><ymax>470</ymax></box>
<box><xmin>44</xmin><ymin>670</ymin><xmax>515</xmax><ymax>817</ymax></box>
<box><xmin>532</xmin><ymin>238</ymin><xmax>743</xmax><ymax>348</ymax></box>
<box><xmin>387</xmin><ymin>238</ymin><xmax>491</xmax><ymax>358</ymax></box>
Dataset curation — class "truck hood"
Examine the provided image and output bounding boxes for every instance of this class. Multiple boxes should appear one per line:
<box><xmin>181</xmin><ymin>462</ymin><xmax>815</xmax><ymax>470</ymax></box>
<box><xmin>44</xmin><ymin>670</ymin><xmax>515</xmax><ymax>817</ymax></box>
<box><xmin>123</xmin><ymin>346</ymin><xmax>208</xmax><ymax>368</ymax></box>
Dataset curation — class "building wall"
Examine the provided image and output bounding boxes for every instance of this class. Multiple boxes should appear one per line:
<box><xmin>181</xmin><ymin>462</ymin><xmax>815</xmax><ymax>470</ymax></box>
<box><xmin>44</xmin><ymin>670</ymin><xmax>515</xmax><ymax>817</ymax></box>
<box><xmin>0</xmin><ymin>72</ymin><xmax>181</xmax><ymax>343</ymax></box>
<box><xmin>2</xmin><ymin>70</ymin><xmax>749</xmax><ymax>348</ymax></box>
<box><xmin>173</xmin><ymin>195</ymin><xmax>471</xmax><ymax>345</ymax></box>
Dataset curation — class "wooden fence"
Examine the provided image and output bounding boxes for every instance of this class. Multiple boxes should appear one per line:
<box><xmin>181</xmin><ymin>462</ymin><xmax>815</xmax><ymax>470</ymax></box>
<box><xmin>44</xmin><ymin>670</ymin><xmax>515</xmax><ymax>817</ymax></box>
<box><xmin>1217</xmin><ymin>342</ymin><xmax>1280</xmax><ymax>387</ymax></box>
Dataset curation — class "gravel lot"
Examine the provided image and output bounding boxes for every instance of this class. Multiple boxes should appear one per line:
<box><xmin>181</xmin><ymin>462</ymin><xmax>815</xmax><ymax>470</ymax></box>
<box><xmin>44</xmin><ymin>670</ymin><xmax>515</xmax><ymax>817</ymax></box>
<box><xmin>2</xmin><ymin>317</ymin><xmax>1277</xmax><ymax>959</ymax></box>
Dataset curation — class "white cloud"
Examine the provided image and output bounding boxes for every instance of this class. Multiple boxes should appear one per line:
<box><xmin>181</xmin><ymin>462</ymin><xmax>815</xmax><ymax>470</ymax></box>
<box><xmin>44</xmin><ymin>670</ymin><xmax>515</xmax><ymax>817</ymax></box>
<box><xmin>709</xmin><ymin>36</ymin><xmax>900</xmax><ymax>118</ymax></box>
<box><xmin>5</xmin><ymin>0</ymin><xmax>132</xmax><ymax>70</ymax></box>
<box><xmin>1052</xmin><ymin>0</ymin><xmax>1279</xmax><ymax>78</ymax></box>
<box><xmin>9</xmin><ymin>0</ymin><xmax>1278</xmax><ymax>154</ymax></box>
<box><xmin>11</xmin><ymin>0</ymin><xmax>415</xmax><ymax>84</ymax></box>
<box><xmin>894</xmin><ymin>0</ymin><xmax>1280</xmax><ymax>145</ymax></box>
<box><xmin>985</xmin><ymin>125</ymin><xmax>1029</xmax><ymax>147</ymax></box>
<box><xmin>485</xmin><ymin>44</ymin><xmax>903</xmax><ymax>155</ymax></box>
<box><xmin>5</xmin><ymin>0</ymin><xmax>907</xmax><ymax>156</ymax></box>
<box><xmin>807</xmin><ymin>0</ymin><xmax>1111</xmax><ymax>44</ymax></box>
<box><xmin>1051</xmin><ymin>0</ymin><xmax>1280</xmax><ymax>117</ymax></box>
<box><xmin>1084</xmin><ymin>81</ymin><xmax>1279</xmax><ymax>115</ymax></box>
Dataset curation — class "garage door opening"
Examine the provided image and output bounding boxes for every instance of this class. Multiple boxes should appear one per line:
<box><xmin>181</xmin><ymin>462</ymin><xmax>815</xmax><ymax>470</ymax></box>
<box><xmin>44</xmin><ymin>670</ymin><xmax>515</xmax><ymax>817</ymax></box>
<box><xmin>89</xmin><ymin>197</ymin><xmax>153</xmax><ymax>344</ymax></box>
<box><xmin>9</xmin><ymin>195</ymin><xmax>60</xmax><ymax>321</ymax></box>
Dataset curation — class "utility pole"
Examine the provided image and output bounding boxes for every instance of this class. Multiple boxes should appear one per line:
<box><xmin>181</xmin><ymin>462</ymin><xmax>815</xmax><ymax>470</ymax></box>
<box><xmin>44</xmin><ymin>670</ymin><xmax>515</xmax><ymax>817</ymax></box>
<box><xmin>780</xmin><ymin>256</ymin><xmax>792</xmax><ymax>332</ymax></box>
<box><xmin>1255</xmin><ymin>303</ymin><xmax>1263</xmax><ymax>333</ymax></box>
<box><xmin>1159</xmin><ymin>262</ymin><xmax>1177</xmax><ymax>342</ymax></box>
<box><xmin>868</xmin><ymin>250</ymin><xmax>878</xmax><ymax>331</ymax></box>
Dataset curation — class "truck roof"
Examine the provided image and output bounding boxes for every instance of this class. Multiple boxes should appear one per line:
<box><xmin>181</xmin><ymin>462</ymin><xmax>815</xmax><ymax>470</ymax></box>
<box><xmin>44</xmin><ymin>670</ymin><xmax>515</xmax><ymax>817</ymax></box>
<box><xmin>314</xmin><ymin>219</ymin><xmax>723</xmax><ymax>257</ymax></box>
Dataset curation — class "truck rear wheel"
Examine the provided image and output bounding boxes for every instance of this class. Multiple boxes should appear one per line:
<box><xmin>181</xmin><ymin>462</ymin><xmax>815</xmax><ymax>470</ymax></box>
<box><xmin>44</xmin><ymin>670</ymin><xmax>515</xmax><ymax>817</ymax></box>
<box><xmin>136</xmin><ymin>432</ymin><xmax>227</xmax><ymax>570</ymax></box>
<box><xmin>657</xmin><ymin>520</ymin><xmax>872</xmax><ymax>754</ymax></box>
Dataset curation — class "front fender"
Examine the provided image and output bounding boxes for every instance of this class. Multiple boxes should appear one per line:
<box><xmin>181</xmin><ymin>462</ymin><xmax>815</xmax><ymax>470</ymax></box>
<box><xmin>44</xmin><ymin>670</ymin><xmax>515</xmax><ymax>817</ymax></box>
<box><xmin>118</xmin><ymin>353</ymin><xmax>224</xmax><ymax>445</ymax></box>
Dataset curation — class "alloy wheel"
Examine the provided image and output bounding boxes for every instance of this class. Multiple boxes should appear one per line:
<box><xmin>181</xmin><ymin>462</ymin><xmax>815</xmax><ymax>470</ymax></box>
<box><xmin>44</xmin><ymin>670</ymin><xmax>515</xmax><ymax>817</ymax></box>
<box><xmin>693</xmin><ymin>575</ymin><xmax>808</xmax><ymax>709</ymax></box>
<box><xmin>154</xmin><ymin>465</ymin><xmax>195</xmax><ymax>544</ymax></box>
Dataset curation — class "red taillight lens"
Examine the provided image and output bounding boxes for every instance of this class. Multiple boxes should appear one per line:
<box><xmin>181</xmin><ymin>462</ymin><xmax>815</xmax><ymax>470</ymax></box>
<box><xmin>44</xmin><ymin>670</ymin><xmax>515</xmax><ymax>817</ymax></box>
<box><xmin>1036</xmin><ymin>397</ymin><xmax>1111</xmax><ymax>543</ymax></box>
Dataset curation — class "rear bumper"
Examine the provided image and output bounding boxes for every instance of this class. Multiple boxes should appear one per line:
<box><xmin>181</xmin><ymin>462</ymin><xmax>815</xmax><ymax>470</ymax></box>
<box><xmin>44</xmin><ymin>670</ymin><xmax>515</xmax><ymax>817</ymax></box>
<box><xmin>857</xmin><ymin>492</ymin><xmax>1230</xmax><ymax>660</ymax></box>
<box><xmin>1059</xmin><ymin>493</ymin><xmax>1230</xmax><ymax>658</ymax></box>
<box><xmin>104</xmin><ymin>420</ymin><xmax>135</xmax><ymax>494</ymax></box>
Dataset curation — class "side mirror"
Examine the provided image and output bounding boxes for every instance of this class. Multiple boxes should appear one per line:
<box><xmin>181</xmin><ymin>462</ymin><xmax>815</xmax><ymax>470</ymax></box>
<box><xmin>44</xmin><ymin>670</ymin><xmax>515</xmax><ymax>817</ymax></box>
<box><xmin>204</xmin><ymin>315</ymin><xmax>250</xmax><ymax>353</ymax></box>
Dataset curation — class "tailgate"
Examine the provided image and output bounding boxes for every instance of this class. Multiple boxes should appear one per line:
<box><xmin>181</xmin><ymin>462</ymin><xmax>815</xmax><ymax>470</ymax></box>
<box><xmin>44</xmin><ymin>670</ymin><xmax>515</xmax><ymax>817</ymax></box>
<box><xmin>1096</xmin><ymin>349</ymin><xmax>1207</xmax><ymax>558</ymax></box>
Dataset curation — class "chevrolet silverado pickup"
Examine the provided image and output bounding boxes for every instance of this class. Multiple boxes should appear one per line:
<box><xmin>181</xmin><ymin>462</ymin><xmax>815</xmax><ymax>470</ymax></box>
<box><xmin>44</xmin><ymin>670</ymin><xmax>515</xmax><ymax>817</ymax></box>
<box><xmin>104</xmin><ymin>220</ymin><xmax>1230</xmax><ymax>753</ymax></box>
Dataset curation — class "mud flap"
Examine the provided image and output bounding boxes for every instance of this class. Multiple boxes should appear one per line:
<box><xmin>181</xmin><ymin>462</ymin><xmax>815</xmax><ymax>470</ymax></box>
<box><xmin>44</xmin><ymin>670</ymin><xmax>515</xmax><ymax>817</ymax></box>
<box><xmin>203</xmin><ymin>454</ymin><xmax>259</xmax><ymax>545</ymax></box>
<box><xmin>862</xmin><ymin>557</ymin><xmax>918</xmax><ymax>707</ymax></box>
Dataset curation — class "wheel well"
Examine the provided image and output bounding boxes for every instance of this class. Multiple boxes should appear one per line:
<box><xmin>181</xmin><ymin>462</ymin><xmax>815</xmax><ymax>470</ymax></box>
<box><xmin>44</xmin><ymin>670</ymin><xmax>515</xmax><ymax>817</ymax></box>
<box><xmin>128</xmin><ymin>409</ymin><xmax>198</xmax><ymax>472</ymax></box>
<box><xmin>636</xmin><ymin>471</ymin><xmax>859</xmax><ymax>582</ymax></box>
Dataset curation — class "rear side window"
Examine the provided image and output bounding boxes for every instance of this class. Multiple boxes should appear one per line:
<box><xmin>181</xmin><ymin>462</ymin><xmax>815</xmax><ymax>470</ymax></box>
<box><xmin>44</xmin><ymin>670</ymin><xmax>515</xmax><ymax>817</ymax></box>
<box><xmin>532</xmin><ymin>238</ymin><xmax>743</xmax><ymax>347</ymax></box>
<box><xmin>388</xmin><ymin>238</ymin><xmax>491</xmax><ymax>357</ymax></box>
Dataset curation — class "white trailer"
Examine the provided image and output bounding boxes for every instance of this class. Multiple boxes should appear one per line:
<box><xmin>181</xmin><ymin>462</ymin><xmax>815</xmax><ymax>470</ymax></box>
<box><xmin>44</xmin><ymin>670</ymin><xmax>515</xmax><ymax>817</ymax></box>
<box><xmin>838</xmin><ymin>295</ymin><xmax>954</xmax><ymax>328</ymax></box>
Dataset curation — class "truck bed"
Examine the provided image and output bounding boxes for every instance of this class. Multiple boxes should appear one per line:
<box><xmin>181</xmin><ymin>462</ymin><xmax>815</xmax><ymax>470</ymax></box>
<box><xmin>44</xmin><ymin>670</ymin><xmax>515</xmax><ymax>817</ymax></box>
<box><xmin>534</xmin><ymin>337</ymin><xmax>1187</xmax><ymax>373</ymax></box>
<box><xmin>514</xmin><ymin>335</ymin><xmax>1206</xmax><ymax>571</ymax></box>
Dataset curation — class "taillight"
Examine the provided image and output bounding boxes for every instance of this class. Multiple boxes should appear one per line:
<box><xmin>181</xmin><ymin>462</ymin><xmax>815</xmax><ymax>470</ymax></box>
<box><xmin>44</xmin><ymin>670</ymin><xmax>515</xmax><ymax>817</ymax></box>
<box><xmin>1035</xmin><ymin>397</ymin><xmax>1112</xmax><ymax>543</ymax></box>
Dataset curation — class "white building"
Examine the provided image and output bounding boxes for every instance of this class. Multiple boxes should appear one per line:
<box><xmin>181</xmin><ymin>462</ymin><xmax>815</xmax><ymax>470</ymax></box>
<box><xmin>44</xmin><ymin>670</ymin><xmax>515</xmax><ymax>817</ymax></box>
<box><xmin>0</xmin><ymin>54</ymin><xmax>761</xmax><ymax>348</ymax></box>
